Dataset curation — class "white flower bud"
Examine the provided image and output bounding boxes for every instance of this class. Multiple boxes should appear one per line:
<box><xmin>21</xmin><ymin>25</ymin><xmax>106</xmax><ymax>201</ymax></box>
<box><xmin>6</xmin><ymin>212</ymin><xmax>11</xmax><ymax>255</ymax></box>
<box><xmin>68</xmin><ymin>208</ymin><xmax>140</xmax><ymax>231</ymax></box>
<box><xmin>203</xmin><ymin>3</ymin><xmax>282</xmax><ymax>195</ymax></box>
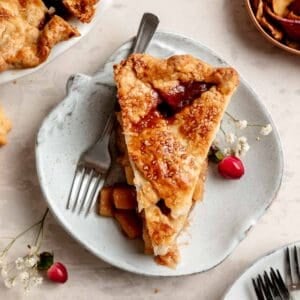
<box><xmin>260</xmin><ymin>124</ymin><xmax>272</xmax><ymax>136</ymax></box>
<box><xmin>15</xmin><ymin>257</ymin><xmax>25</xmax><ymax>270</ymax></box>
<box><xmin>225</xmin><ymin>133</ymin><xmax>236</xmax><ymax>145</ymax></box>
<box><xmin>4</xmin><ymin>278</ymin><xmax>15</xmax><ymax>288</ymax></box>
<box><xmin>19</xmin><ymin>271</ymin><xmax>30</xmax><ymax>285</ymax></box>
<box><xmin>24</xmin><ymin>256</ymin><xmax>38</xmax><ymax>268</ymax></box>
<box><xmin>1</xmin><ymin>267</ymin><xmax>8</xmax><ymax>278</ymax></box>
<box><xmin>238</xmin><ymin>136</ymin><xmax>247</xmax><ymax>144</ymax></box>
<box><xmin>236</xmin><ymin>120</ymin><xmax>248</xmax><ymax>130</ymax></box>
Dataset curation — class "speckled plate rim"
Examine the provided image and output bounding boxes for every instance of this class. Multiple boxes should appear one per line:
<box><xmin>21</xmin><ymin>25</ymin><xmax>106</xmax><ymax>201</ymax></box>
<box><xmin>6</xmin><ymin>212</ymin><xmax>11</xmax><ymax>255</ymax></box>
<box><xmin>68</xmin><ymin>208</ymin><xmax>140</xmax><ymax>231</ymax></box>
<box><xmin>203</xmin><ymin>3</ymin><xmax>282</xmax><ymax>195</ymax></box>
<box><xmin>35</xmin><ymin>31</ymin><xmax>284</xmax><ymax>277</ymax></box>
<box><xmin>222</xmin><ymin>240</ymin><xmax>300</xmax><ymax>299</ymax></box>
<box><xmin>0</xmin><ymin>0</ymin><xmax>111</xmax><ymax>85</ymax></box>
<box><xmin>245</xmin><ymin>0</ymin><xmax>300</xmax><ymax>56</ymax></box>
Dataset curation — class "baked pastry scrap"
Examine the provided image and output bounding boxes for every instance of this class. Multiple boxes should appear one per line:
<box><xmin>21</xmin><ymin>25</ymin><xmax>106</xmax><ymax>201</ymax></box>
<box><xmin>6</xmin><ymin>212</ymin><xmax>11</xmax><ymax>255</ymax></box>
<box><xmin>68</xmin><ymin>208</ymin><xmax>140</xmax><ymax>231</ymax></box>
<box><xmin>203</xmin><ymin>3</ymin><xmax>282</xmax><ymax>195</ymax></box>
<box><xmin>62</xmin><ymin>0</ymin><xmax>98</xmax><ymax>23</ymax></box>
<box><xmin>108</xmin><ymin>54</ymin><xmax>239</xmax><ymax>267</ymax></box>
<box><xmin>0</xmin><ymin>0</ymin><xmax>99</xmax><ymax>72</ymax></box>
<box><xmin>0</xmin><ymin>105</ymin><xmax>12</xmax><ymax>146</ymax></box>
<box><xmin>0</xmin><ymin>0</ymin><xmax>79</xmax><ymax>72</ymax></box>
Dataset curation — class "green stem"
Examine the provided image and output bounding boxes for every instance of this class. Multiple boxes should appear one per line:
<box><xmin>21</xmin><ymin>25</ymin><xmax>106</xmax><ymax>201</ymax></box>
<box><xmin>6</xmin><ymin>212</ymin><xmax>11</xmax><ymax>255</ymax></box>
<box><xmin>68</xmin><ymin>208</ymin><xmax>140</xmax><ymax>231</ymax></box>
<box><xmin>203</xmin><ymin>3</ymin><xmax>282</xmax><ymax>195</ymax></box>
<box><xmin>247</xmin><ymin>124</ymin><xmax>265</xmax><ymax>127</ymax></box>
<box><xmin>220</xmin><ymin>125</ymin><xmax>226</xmax><ymax>137</ymax></box>
<box><xmin>35</xmin><ymin>208</ymin><xmax>49</xmax><ymax>251</ymax></box>
<box><xmin>225</xmin><ymin>111</ymin><xmax>238</xmax><ymax>122</ymax></box>
<box><xmin>0</xmin><ymin>208</ymin><xmax>49</xmax><ymax>256</ymax></box>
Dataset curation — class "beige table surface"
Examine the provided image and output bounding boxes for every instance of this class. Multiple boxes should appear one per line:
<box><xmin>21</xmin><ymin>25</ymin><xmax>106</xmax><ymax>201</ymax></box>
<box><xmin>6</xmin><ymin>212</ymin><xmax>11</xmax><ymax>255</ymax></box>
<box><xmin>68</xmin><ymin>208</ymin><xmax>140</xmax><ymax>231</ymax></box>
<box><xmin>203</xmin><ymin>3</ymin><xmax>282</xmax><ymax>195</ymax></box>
<box><xmin>0</xmin><ymin>0</ymin><xmax>299</xmax><ymax>299</ymax></box>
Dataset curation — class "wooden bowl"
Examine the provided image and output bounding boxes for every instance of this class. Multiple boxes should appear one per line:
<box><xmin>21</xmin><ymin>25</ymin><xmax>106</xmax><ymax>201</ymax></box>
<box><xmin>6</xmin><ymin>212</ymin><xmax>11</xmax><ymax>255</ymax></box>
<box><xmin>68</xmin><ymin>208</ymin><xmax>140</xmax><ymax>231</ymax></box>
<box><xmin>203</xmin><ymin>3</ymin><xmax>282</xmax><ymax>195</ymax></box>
<box><xmin>245</xmin><ymin>0</ymin><xmax>300</xmax><ymax>55</ymax></box>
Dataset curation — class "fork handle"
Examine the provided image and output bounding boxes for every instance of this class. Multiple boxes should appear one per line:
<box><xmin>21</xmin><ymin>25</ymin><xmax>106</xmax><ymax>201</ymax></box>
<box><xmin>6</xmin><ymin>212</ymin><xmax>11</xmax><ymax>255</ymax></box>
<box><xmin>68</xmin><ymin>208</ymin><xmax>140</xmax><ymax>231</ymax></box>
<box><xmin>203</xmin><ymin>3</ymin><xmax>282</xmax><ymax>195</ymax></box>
<box><xmin>131</xmin><ymin>13</ymin><xmax>160</xmax><ymax>54</ymax></box>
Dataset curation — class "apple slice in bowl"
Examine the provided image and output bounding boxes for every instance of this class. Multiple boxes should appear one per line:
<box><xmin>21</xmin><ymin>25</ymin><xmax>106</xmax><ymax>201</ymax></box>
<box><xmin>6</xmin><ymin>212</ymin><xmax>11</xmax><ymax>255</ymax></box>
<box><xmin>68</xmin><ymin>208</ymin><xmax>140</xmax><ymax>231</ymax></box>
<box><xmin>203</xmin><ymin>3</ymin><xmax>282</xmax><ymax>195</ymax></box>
<box><xmin>265</xmin><ymin>4</ymin><xmax>300</xmax><ymax>40</ymax></box>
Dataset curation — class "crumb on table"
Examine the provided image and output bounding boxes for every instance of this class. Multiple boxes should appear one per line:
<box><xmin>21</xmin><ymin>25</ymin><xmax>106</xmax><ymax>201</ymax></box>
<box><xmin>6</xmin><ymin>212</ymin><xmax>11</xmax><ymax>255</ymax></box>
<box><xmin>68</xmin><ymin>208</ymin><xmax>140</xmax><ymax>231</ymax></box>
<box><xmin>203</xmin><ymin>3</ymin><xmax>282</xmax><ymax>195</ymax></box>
<box><xmin>0</xmin><ymin>105</ymin><xmax>12</xmax><ymax>146</ymax></box>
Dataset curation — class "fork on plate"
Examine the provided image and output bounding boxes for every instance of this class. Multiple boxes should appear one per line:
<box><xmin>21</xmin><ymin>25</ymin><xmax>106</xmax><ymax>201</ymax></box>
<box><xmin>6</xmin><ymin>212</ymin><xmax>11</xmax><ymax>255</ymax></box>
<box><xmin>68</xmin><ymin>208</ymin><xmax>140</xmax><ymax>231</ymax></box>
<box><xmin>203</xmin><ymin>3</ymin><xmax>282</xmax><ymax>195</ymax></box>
<box><xmin>252</xmin><ymin>246</ymin><xmax>300</xmax><ymax>300</ymax></box>
<box><xmin>66</xmin><ymin>13</ymin><xmax>160</xmax><ymax>216</ymax></box>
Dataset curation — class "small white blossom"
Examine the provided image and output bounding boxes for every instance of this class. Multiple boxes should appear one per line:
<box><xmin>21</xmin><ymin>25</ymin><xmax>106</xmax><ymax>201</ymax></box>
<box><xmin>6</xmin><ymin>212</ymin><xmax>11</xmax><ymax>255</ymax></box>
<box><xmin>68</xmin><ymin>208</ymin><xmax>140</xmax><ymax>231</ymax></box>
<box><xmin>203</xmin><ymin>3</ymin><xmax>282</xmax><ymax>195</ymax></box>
<box><xmin>260</xmin><ymin>124</ymin><xmax>272</xmax><ymax>136</ymax></box>
<box><xmin>241</xmin><ymin>143</ymin><xmax>250</xmax><ymax>155</ymax></box>
<box><xmin>256</xmin><ymin>136</ymin><xmax>261</xmax><ymax>141</ymax></box>
<box><xmin>15</xmin><ymin>257</ymin><xmax>25</xmax><ymax>270</ymax></box>
<box><xmin>4</xmin><ymin>278</ymin><xmax>15</xmax><ymax>288</ymax></box>
<box><xmin>1</xmin><ymin>266</ymin><xmax>8</xmax><ymax>278</ymax></box>
<box><xmin>238</xmin><ymin>136</ymin><xmax>247</xmax><ymax>144</ymax></box>
<box><xmin>213</xmin><ymin>139</ymin><xmax>220</xmax><ymax>147</ymax></box>
<box><xmin>225</xmin><ymin>133</ymin><xmax>236</xmax><ymax>145</ymax></box>
<box><xmin>235</xmin><ymin>136</ymin><xmax>250</xmax><ymax>157</ymax></box>
<box><xmin>24</xmin><ymin>256</ymin><xmax>38</xmax><ymax>268</ymax></box>
<box><xmin>18</xmin><ymin>271</ymin><xmax>30</xmax><ymax>285</ymax></box>
<box><xmin>236</xmin><ymin>120</ymin><xmax>248</xmax><ymax>130</ymax></box>
<box><xmin>222</xmin><ymin>148</ymin><xmax>231</xmax><ymax>156</ymax></box>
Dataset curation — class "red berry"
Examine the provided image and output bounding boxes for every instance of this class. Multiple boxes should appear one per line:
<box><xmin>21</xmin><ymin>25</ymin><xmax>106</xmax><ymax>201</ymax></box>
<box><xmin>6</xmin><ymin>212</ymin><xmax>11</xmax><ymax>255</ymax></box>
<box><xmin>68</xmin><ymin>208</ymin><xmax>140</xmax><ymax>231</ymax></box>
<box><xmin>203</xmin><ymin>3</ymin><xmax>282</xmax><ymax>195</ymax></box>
<box><xmin>47</xmin><ymin>262</ymin><xmax>68</xmax><ymax>283</ymax></box>
<box><xmin>218</xmin><ymin>156</ymin><xmax>245</xmax><ymax>179</ymax></box>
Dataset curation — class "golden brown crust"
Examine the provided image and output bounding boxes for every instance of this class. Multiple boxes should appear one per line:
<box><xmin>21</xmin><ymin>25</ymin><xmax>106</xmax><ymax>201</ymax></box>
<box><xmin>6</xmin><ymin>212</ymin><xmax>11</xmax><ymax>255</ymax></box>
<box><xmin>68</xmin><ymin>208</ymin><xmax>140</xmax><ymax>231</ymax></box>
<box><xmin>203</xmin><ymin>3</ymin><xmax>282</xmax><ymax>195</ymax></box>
<box><xmin>155</xmin><ymin>245</ymin><xmax>180</xmax><ymax>269</ymax></box>
<box><xmin>0</xmin><ymin>0</ymin><xmax>79</xmax><ymax>72</ymax></box>
<box><xmin>114</xmin><ymin>54</ymin><xmax>239</xmax><ymax>264</ymax></box>
<box><xmin>63</xmin><ymin>0</ymin><xmax>97</xmax><ymax>23</ymax></box>
<box><xmin>38</xmin><ymin>15</ymin><xmax>79</xmax><ymax>62</ymax></box>
<box><xmin>0</xmin><ymin>105</ymin><xmax>12</xmax><ymax>146</ymax></box>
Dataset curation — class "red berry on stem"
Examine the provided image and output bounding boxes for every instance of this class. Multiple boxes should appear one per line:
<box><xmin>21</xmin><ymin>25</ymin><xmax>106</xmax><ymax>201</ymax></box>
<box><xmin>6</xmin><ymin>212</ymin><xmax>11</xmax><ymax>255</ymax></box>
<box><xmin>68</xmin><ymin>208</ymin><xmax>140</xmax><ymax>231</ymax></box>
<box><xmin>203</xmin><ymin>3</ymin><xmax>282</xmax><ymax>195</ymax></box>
<box><xmin>47</xmin><ymin>262</ymin><xmax>68</xmax><ymax>283</ymax></box>
<box><xmin>218</xmin><ymin>156</ymin><xmax>245</xmax><ymax>179</ymax></box>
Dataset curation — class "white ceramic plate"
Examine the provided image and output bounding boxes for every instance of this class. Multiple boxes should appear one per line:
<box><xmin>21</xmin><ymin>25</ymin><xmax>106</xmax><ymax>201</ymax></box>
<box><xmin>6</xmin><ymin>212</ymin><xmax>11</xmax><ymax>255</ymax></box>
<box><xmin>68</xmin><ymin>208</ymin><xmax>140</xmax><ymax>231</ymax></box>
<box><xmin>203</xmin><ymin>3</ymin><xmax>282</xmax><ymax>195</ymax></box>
<box><xmin>223</xmin><ymin>241</ymin><xmax>300</xmax><ymax>299</ymax></box>
<box><xmin>0</xmin><ymin>0</ymin><xmax>111</xmax><ymax>85</ymax></box>
<box><xmin>35</xmin><ymin>32</ymin><xmax>284</xmax><ymax>276</ymax></box>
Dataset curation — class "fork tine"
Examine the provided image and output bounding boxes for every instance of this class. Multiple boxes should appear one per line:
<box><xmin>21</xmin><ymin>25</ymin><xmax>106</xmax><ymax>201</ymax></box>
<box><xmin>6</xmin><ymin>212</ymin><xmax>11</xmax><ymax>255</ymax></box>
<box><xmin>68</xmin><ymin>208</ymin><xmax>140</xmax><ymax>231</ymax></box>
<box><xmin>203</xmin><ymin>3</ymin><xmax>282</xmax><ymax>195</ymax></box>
<box><xmin>72</xmin><ymin>167</ymin><xmax>87</xmax><ymax>212</ymax></box>
<box><xmin>84</xmin><ymin>174</ymin><xmax>103</xmax><ymax>217</ymax></box>
<box><xmin>258</xmin><ymin>274</ymin><xmax>273</xmax><ymax>300</ymax></box>
<box><xmin>264</xmin><ymin>271</ymin><xmax>281</xmax><ymax>299</ymax></box>
<box><xmin>252</xmin><ymin>278</ymin><xmax>265</xmax><ymax>300</ymax></box>
<box><xmin>294</xmin><ymin>246</ymin><xmax>300</xmax><ymax>280</ymax></box>
<box><xmin>66</xmin><ymin>166</ymin><xmax>80</xmax><ymax>209</ymax></box>
<box><xmin>270</xmin><ymin>268</ymin><xmax>289</xmax><ymax>298</ymax></box>
<box><xmin>286</xmin><ymin>247</ymin><xmax>294</xmax><ymax>285</ymax></box>
<box><xmin>78</xmin><ymin>169</ymin><xmax>95</xmax><ymax>214</ymax></box>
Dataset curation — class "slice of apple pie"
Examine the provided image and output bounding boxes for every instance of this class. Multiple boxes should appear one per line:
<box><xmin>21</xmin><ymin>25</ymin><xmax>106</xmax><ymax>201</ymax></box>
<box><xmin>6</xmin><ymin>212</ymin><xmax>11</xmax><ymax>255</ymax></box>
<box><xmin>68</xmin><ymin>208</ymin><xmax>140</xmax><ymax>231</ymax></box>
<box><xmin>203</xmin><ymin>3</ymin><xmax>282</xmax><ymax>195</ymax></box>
<box><xmin>112</xmin><ymin>54</ymin><xmax>239</xmax><ymax>267</ymax></box>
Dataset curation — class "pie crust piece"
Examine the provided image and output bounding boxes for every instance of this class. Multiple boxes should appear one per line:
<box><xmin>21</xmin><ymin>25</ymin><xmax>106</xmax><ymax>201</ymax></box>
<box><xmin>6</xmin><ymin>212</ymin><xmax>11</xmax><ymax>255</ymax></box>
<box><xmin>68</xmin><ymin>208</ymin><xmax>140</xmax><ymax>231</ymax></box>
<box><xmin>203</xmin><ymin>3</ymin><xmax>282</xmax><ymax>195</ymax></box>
<box><xmin>114</xmin><ymin>54</ymin><xmax>239</xmax><ymax>266</ymax></box>
<box><xmin>0</xmin><ymin>105</ymin><xmax>12</xmax><ymax>146</ymax></box>
<box><xmin>0</xmin><ymin>0</ymin><xmax>79</xmax><ymax>72</ymax></box>
<box><xmin>63</xmin><ymin>0</ymin><xmax>98</xmax><ymax>23</ymax></box>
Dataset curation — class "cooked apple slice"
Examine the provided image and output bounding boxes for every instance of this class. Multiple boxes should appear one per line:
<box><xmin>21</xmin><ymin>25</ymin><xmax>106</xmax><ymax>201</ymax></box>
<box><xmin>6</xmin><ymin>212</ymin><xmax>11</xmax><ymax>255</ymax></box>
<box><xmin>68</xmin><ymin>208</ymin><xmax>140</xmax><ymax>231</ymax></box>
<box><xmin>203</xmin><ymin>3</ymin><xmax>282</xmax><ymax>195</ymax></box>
<box><xmin>256</xmin><ymin>1</ymin><xmax>284</xmax><ymax>40</ymax></box>
<box><xmin>287</xmin><ymin>11</ymin><xmax>300</xmax><ymax>20</ymax></box>
<box><xmin>113</xmin><ymin>185</ymin><xmax>137</xmax><ymax>210</ymax></box>
<box><xmin>265</xmin><ymin>4</ymin><xmax>300</xmax><ymax>40</ymax></box>
<box><xmin>98</xmin><ymin>187</ymin><xmax>114</xmax><ymax>217</ymax></box>
<box><xmin>272</xmin><ymin>0</ymin><xmax>294</xmax><ymax>17</ymax></box>
<box><xmin>251</xmin><ymin>0</ymin><xmax>261</xmax><ymax>13</ymax></box>
<box><xmin>114</xmin><ymin>211</ymin><xmax>142</xmax><ymax>239</ymax></box>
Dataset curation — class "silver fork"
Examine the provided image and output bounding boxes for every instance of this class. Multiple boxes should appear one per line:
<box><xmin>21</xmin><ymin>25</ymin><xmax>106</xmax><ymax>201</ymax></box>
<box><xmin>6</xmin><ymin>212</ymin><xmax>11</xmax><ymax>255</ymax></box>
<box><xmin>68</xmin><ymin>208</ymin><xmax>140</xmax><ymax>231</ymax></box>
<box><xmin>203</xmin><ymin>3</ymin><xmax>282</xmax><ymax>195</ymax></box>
<box><xmin>286</xmin><ymin>246</ymin><xmax>300</xmax><ymax>293</ymax></box>
<box><xmin>252</xmin><ymin>268</ymin><xmax>291</xmax><ymax>300</ymax></box>
<box><xmin>66</xmin><ymin>12</ymin><xmax>159</xmax><ymax>216</ymax></box>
